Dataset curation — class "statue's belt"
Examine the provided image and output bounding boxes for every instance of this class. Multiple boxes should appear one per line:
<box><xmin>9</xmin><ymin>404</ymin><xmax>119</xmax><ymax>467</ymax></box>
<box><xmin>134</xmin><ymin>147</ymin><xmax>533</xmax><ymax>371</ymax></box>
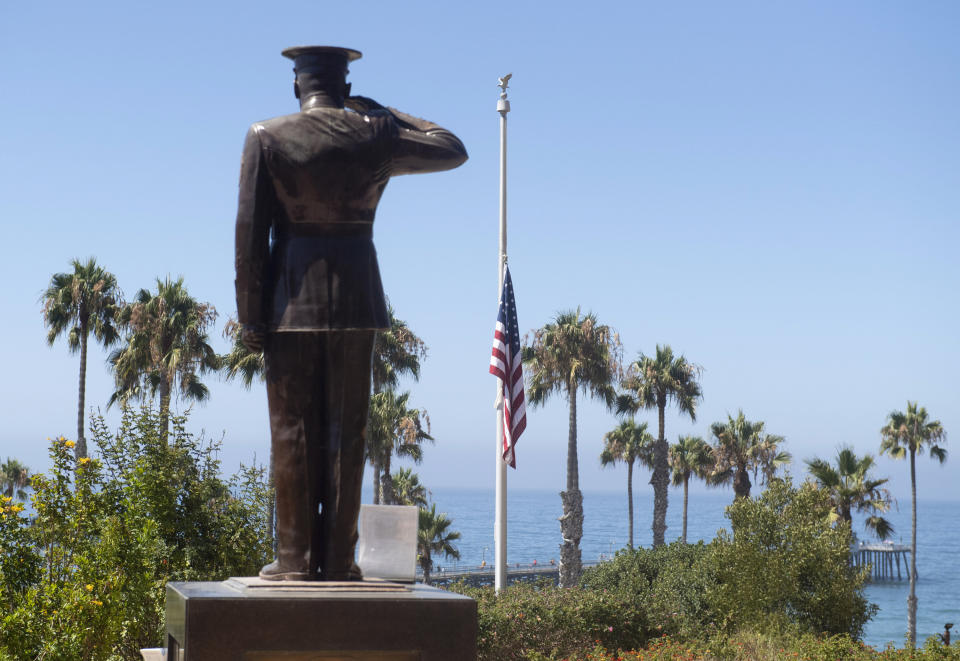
<box><xmin>275</xmin><ymin>222</ymin><xmax>374</xmax><ymax>239</ymax></box>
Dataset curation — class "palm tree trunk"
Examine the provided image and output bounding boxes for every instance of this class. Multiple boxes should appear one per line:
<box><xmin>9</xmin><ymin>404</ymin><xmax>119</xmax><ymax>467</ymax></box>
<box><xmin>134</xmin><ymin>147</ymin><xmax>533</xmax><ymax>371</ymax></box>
<box><xmin>908</xmin><ymin>448</ymin><xmax>918</xmax><ymax>648</ymax></box>
<box><xmin>682</xmin><ymin>475</ymin><xmax>689</xmax><ymax>544</ymax></box>
<box><xmin>733</xmin><ymin>467</ymin><xmax>751</xmax><ymax>500</ymax></box>
<box><xmin>76</xmin><ymin>328</ymin><xmax>88</xmax><ymax>460</ymax></box>
<box><xmin>159</xmin><ymin>372</ymin><xmax>171</xmax><ymax>446</ymax></box>
<box><xmin>567</xmin><ymin>384</ymin><xmax>579</xmax><ymax>493</ymax></box>
<box><xmin>651</xmin><ymin>401</ymin><xmax>669</xmax><ymax>547</ymax></box>
<box><xmin>559</xmin><ymin>383</ymin><xmax>583</xmax><ymax>587</ymax></box>
<box><xmin>372</xmin><ymin>460</ymin><xmax>382</xmax><ymax>505</ymax></box>
<box><xmin>627</xmin><ymin>460</ymin><xmax>634</xmax><ymax>549</ymax></box>
<box><xmin>381</xmin><ymin>454</ymin><xmax>393</xmax><ymax>505</ymax></box>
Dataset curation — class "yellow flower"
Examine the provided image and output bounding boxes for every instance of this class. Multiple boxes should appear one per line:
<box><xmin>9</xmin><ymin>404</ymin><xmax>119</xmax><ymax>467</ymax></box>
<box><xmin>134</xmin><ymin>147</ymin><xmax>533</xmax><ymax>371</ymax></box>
<box><xmin>78</xmin><ymin>457</ymin><xmax>91</xmax><ymax>466</ymax></box>
<box><xmin>65</xmin><ymin>440</ymin><xmax>75</xmax><ymax>449</ymax></box>
<box><xmin>85</xmin><ymin>584</ymin><xmax>94</xmax><ymax>592</ymax></box>
<box><xmin>92</xmin><ymin>600</ymin><xmax>103</xmax><ymax>606</ymax></box>
<box><xmin>10</xmin><ymin>505</ymin><xmax>23</xmax><ymax>513</ymax></box>
<box><xmin>1</xmin><ymin>495</ymin><xmax>10</xmax><ymax>503</ymax></box>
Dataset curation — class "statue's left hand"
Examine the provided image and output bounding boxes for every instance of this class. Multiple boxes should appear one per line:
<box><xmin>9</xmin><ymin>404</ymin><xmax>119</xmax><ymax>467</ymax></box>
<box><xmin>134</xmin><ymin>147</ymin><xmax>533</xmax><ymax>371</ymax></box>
<box><xmin>241</xmin><ymin>325</ymin><xmax>265</xmax><ymax>354</ymax></box>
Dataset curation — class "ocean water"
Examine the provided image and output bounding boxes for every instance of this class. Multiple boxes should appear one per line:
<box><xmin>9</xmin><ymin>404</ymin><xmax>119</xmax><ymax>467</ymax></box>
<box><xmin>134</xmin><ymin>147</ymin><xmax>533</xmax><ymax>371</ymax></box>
<box><xmin>425</xmin><ymin>486</ymin><xmax>959</xmax><ymax>649</ymax></box>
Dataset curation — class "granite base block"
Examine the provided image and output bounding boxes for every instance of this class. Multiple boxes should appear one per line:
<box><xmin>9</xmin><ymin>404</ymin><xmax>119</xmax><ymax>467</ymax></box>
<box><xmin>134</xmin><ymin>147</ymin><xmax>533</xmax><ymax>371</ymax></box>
<box><xmin>166</xmin><ymin>578</ymin><xmax>477</xmax><ymax>661</ymax></box>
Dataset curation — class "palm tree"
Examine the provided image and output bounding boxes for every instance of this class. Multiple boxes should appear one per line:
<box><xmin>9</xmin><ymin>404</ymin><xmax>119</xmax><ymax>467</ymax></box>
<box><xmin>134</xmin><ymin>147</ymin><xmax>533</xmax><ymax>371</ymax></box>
<box><xmin>0</xmin><ymin>458</ymin><xmax>31</xmax><ymax>501</ymax></box>
<box><xmin>709</xmin><ymin>410</ymin><xmax>790</xmax><ymax>500</ymax></box>
<box><xmin>372</xmin><ymin>305</ymin><xmax>427</xmax><ymax>394</ymax></box>
<box><xmin>806</xmin><ymin>446</ymin><xmax>894</xmax><ymax>541</ymax></box>
<box><xmin>221</xmin><ymin>317</ymin><xmax>265</xmax><ymax>387</ymax></box>
<box><xmin>669</xmin><ymin>435</ymin><xmax>713</xmax><ymax>544</ymax></box>
<box><xmin>41</xmin><ymin>258</ymin><xmax>122</xmax><ymax>459</ymax></box>
<box><xmin>108</xmin><ymin>276</ymin><xmax>220</xmax><ymax>440</ymax></box>
<box><xmin>750</xmin><ymin>432</ymin><xmax>791</xmax><ymax>488</ymax></box>
<box><xmin>523</xmin><ymin>308</ymin><xmax>621</xmax><ymax>587</ymax></box>
<box><xmin>367</xmin><ymin>390</ymin><xmax>432</xmax><ymax>505</ymax></box>
<box><xmin>599</xmin><ymin>419</ymin><xmax>654</xmax><ymax>548</ymax></box>
<box><xmin>417</xmin><ymin>503</ymin><xmax>461</xmax><ymax>585</ymax></box>
<box><xmin>368</xmin><ymin>307</ymin><xmax>427</xmax><ymax>503</ymax></box>
<box><xmin>617</xmin><ymin>345</ymin><xmax>702</xmax><ymax>548</ymax></box>
<box><xmin>391</xmin><ymin>468</ymin><xmax>429</xmax><ymax>508</ymax></box>
<box><xmin>880</xmin><ymin>401</ymin><xmax>947</xmax><ymax>648</ymax></box>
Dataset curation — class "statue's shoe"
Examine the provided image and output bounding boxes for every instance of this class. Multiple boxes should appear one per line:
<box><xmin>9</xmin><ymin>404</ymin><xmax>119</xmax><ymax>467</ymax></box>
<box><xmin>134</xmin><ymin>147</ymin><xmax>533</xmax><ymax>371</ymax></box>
<box><xmin>323</xmin><ymin>561</ymin><xmax>363</xmax><ymax>582</ymax></box>
<box><xmin>258</xmin><ymin>559</ymin><xmax>314</xmax><ymax>581</ymax></box>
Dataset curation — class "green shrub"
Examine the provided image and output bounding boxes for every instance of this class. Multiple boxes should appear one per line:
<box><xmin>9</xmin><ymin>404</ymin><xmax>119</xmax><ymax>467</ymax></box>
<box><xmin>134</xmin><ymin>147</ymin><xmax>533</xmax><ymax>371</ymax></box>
<box><xmin>540</xmin><ymin>633</ymin><xmax>960</xmax><ymax>661</ymax></box>
<box><xmin>709</xmin><ymin>478</ymin><xmax>875</xmax><ymax>638</ymax></box>
<box><xmin>0</xmin><ymin>407</ymin><xmax>271</xmax><ymax>660</ymax></box>
<box><xmin>580</xmin><ymin>541</ymin><xmax>716</xmax><ymax>640</ymax></box>
<box><xmin>452</xmin><ymin>579</ymin><xmax>649</xmax><ymax>660</ymax></box>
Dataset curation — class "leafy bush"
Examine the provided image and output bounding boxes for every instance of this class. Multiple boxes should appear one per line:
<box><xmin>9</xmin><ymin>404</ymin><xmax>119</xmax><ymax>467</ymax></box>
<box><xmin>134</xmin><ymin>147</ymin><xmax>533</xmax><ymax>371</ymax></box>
<box><xmin>459</xmin><ymin>479</ymin><xmax>877</xmax><ymax>660</ymax></box>
<box><xmin>0</xmin><ymin>407</ymin><xmax>271</xmax><ymax>660</ymax></box>
<box><xmin>452</xmin><ymin>579</ymin><xmax>649</xmax><ymax>660</ymax></box>
<box><xmin>580</xmin><ymin>541</ymin><xmax>716</xmax><ymax>640</ymax></box>
<box><xmin>709</xmin><ymin>478</ymin><xmax>875</xmax><ymax>638</ymax></box>
<box><xmin>558</xmin><ymin>633</ymin><xmax>960</xmax><ymax>661</ymax></box>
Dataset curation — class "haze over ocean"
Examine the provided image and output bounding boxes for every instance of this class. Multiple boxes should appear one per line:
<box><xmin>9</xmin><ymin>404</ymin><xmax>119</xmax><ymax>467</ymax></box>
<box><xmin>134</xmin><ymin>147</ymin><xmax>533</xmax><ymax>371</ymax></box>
<box><xmin>416</xmin><ymin>487</ymin><xmax>959</xmax><ymax>650</ymax></box>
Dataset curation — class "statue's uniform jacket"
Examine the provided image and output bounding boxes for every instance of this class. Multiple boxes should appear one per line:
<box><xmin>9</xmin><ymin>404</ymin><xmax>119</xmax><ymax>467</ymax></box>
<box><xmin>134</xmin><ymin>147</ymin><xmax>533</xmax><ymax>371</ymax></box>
<box><xmin>234</xmin><ymin>102</ymin><xmax>466</xmax><ymax>577</ymax></box>
<box><xmin>235</xmin><ymin>105</ymin><xmax>467</xmax><ymax>331</ymax></box>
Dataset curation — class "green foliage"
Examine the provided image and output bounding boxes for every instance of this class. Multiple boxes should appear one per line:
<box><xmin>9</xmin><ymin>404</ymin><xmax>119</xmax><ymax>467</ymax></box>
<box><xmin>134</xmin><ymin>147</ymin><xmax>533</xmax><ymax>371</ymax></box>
<box><xmin>453</xmin><ymin>580</ymin><xmax>648</xmax><ymax>661</ymax></box>
<box><xmin>581</xmin><ymin>542</ymin><xmax>717</xmax><ymax>641</ymax></box>
<box><xmin>0</xmin><ymin>408</ymin><xmax>271</xmax><ymax>660</ymax></box>
<box><xmin>456</xmin><ymin>479</ymin><xmax>877</xmax><ymax>660</ymax></box>
<box><xmin>92</xmin><ymin>408</ymin><xmax>271</xmax><ymax>580</ymax></box>
<box><xmin>710</xmin><ymin>477</ymin><xmax>874</xmax><ymax>638</ymax></box>
<box><xmin>581</xmin><ymin>481</ymin><xmax>873</xmax><ymax>642</ymax></box>
<box><xmin>551</xmin><ymin>633</ymin><xmax>960</xmax><ymax>661</ymax></box>
<box><xmin>0</xmin><ymin>495</ymin><xmax>41</xmax><ymax>612</ymax></box>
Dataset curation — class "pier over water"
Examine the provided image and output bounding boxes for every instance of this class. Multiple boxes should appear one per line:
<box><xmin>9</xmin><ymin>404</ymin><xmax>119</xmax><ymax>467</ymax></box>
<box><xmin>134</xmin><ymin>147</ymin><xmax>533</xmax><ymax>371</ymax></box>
<box><xmin>851</xmin><ymin>542</ymin><xmax>913</xmax><ymax>580</ymax></box>
<box><xmin>419</xmin><ymin>545</ymin><xmax>912</xmax><ymax>587</ymax></box>
<box><xmin>421</xmin><ymin>561</ymin><xmax>601</xmax><ymax>588</ymax></box>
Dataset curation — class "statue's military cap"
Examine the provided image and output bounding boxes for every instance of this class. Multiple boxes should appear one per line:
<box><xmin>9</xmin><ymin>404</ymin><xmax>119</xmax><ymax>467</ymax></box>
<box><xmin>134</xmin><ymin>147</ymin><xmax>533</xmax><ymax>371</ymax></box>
<box><xmin>281</xmin><ymin>46</ymin><xmax>362</xmax><ymax>76</ymax></box>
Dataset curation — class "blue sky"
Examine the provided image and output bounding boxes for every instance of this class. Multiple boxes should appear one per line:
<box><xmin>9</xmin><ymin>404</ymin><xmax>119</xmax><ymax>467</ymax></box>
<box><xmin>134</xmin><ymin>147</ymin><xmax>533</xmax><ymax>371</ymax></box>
<box><xmin>1</xmin><ymin>1</ymin><xmax>958</xmax><ymax>506</ymax></box>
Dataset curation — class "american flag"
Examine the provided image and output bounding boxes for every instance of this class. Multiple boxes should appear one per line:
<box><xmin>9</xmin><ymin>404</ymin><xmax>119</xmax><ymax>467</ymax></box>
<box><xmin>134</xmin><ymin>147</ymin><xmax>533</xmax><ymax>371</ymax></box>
<box><xmin>489</xmin><ymin>266</ymin><xmax>526</xmax><ymax>468</ymax></box>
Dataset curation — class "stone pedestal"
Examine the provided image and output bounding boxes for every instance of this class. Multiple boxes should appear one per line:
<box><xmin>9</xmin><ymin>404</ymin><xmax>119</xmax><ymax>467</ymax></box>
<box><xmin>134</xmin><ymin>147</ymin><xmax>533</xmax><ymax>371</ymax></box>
<box><xmin>166</xmin><ymin>578</ymin><xmax>477</xmax><ymax>661</ymax></box>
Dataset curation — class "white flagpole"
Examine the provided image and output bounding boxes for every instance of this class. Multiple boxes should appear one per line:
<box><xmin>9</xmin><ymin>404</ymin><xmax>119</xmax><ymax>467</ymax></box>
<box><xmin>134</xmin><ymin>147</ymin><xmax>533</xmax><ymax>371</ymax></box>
<box><xmin>494</xmin><ymin>73</ymin><xmax>512</xmax><ymax>593</ymax></box>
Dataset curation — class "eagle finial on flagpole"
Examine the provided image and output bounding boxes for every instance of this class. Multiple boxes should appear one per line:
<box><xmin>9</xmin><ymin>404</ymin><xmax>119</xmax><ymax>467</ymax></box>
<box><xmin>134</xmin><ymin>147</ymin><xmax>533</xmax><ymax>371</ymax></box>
<box><xmin>498</xmin><ymin>73</ymin><xmax>512</xmax><ymax>97</ymax></box>
<box><xmin>497</xmin><ymin>73</ymin><xmax>511</xmax><ymax>114</ymax></box>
